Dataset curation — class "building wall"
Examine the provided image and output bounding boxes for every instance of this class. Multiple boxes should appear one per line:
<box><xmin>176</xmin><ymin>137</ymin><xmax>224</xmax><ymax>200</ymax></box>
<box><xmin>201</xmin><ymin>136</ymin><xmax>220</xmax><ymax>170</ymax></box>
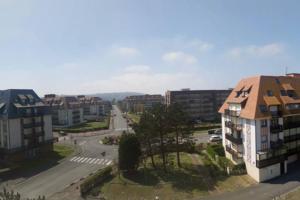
<box><xmin>8</xmin><ymin>119</ymin><xmax>22</xmax><ymax>149</ymax></box>
<box><xmin>43</xmin><ymin>115</ymin><xmax>53</xmax><ymax>141</ymax></box>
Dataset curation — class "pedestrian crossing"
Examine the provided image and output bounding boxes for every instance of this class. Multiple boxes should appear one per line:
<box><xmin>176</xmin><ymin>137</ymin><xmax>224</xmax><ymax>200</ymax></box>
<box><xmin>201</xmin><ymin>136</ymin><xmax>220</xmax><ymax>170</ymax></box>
<box><xmin>69</xmin><ymin>156</ymin><xmax>113</xmax><ymax>166</ymax></box>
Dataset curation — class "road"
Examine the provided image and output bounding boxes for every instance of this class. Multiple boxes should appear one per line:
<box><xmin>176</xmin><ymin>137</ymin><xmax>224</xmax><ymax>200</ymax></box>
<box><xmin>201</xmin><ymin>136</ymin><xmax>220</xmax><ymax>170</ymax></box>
<box><xmin>10</xmin><ymin>105</ymin><xmax>128</xmax><ymax>199</ymax></box>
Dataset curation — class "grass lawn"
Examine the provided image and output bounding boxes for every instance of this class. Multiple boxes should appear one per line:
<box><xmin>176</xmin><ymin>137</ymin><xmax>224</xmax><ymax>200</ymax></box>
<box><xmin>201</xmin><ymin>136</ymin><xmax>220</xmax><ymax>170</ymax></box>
<box><xmin>55</xmin><ymin>118</ymin><xmax>110</xmax><ymax>133</ymax></box>
<box><xmin>13</xmin><ymin>143</ymin><xmax>74</xmax><ymax>171</ymax></box>
<box><xmin>127</xmin><ymin>113</ymin><xmax>141</xmax><ymax>123</ymax></box>
<box><xmin>94</xmin><ymin>152</ymin><xmax>255</xmax><ymax>200</ymax></box>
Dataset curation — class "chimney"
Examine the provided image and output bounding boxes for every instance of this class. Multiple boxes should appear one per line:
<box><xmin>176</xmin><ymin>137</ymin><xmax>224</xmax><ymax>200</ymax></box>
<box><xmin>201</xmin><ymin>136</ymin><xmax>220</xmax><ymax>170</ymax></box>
<box><xmin>44</xmin><ymin>94</ymin><xmax>56</xmax><ymax>98</ymax></box>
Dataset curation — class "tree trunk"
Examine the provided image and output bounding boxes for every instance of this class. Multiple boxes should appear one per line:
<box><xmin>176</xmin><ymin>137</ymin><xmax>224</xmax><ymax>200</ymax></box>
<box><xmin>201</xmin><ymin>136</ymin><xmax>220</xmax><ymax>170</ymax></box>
<box><xmin>159</xmin><ymin>130</ymin><xmax>167</xmax><ymax>172</ymax></box>
<box><xmin>147</xmin><ymin>139</ymin><xmax>156</xmax><ymax>169</ymax></box>
<box><xmin>176</xmin><ymin>127</ymin><xmax>181</xmax><ymax>167</ymax></box>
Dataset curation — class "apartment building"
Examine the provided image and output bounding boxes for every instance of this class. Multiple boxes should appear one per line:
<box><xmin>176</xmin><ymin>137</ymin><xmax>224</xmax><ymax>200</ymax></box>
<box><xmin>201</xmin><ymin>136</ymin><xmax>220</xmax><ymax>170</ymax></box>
<box><xmin>219</xmin><ymin>73</ymin><xmax>300</xmax><ymax>182</ymax></box>
<box><xmin>165</xmin><ymin>89</ymin><xmax>231</xmax><ymax>122</ymax></box>
<box><xmin>0</xmin><ymin>89</ymin><xmax>53</xmax><ymax>161</ymax></box>
<box><xmin>123</xmin><ymin>94</ymin><xmax>164</xmax><ymax>113</ymax></box>
<box><xmin>77</xmin><ymin>95</ymin><xmax>105</xmax><ymax>120</ymax></box>
<box><xmin>43</xmin><ymin>94</ymin><xmax>84</xmax><ymax>127</ymax></box>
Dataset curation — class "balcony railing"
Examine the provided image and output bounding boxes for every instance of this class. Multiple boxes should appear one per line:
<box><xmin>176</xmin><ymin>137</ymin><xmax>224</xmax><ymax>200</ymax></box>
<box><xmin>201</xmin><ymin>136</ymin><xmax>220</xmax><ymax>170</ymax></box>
<box><xmin>225</xmin><ymin>133</ymin><xmax>243</xmax><ymax>144</ymax></box>
<box><xmin>23</xmin><ymin>121</ymin><xmax>44</xmax><ymax>129</ymax></box>
<box><xmin>284</xmin><ymin>122</ymin><xmax>300</xmax><ymax>130</ymax></box>
<box><xmin>270</xmin><ymin>110</ymin><xmax>282</xmax><ymax>118</ymax></box>
<box><xmin>225</xmin><ymin>146</ymin><xmax>243</xmax><ymax>161</ymax></box>
<box><xmin>270</xmin><ymin>139</ymin><xmax>284</xmax><ymax>149</ymax></box>
<box><xmin>256</xmin><ymin>147</ymin><xmax>287</xmax><ymax>168</ymax></box>
<box><xmin>225</xmin><ymin>121</ymin><xmax>243</xmax><ymax>131</ymax></box>
<box><xmin>224</xmin><ymin>109</ymin><xmax>240</xmax><ymax>117</ymax></box>
<box><xmin>270</xmin><ymin>124</ymin><xmax>283</xmax><ymax>133</ymax></box>
<box><xmin>284</xmin><ymin>134</ymin><xmax>300</xmax><ymax>143</ymax></box>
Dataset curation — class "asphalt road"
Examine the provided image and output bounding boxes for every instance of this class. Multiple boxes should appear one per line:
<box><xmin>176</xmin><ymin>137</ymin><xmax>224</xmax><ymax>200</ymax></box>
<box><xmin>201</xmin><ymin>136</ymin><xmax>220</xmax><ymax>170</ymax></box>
<box><xmin>10</xmin><ymin>105</ymin><xmax>127</xmax><ymax>199</ymax></box>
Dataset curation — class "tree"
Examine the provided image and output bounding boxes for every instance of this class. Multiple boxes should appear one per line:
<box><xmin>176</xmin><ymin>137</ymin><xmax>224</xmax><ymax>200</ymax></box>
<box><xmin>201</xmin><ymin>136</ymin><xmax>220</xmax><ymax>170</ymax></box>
<box><xmin>167</xmin><ymin>103</ymin><xmax>194</xmax><ymax>167</ymax></box>
<box><xmin>150</xmin><ymin>104</ymin><xmax>169</xmax><ymax>172</ymax></box>
<box><xmin>133</xmin><ymin>111</ymin><xmax>157</xmax><ymax>169</ymax></box>
<box><xmin>118</xmin><ymin>134</ymin><xmax>142</xmax><ymax>172</ymax></box>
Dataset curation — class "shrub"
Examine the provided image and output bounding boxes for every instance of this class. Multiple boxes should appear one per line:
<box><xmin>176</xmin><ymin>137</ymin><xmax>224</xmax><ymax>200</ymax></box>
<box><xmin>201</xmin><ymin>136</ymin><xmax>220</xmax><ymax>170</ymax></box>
<box><xmin>118</xmin><ymin>134</ymin><xmax>141</xmax><ymax>172</ymax></box>
<box><xmin>80</xmin><ymin>166</ymin><xmax>112</xmax><ymax>196</ymax></box>
<box><xmin>206</xmin><ymin>144</ymin><xmax>225</xmax><ymax>159</ymax></box>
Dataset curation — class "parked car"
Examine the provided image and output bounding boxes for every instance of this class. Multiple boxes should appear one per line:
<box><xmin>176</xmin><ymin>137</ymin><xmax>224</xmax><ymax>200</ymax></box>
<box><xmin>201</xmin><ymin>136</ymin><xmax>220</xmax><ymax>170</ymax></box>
<box><xmin>214</xmin><ymin>129</ymin><xmax>222</xmax><ymax>135</ymax></box>
<box><xmin>208</xmin><ymin>129</ymin><xmax>215</xmax><ymax>135</ymax></box>
<box><xmin>209</xmin><ymin>135</ymin><xmax>222</xmax><ymax>142</ymax></box>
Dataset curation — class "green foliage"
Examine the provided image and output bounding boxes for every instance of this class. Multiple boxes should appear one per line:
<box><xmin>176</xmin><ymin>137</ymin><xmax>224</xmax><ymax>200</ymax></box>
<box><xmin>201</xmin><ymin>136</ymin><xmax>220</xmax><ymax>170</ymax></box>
<box><xmin>0</xmin><ymin>188</ymin><xmax>45</xmax><ymax>200</ymax></box>
<box><xmin>118</xmin><ymin>134</ymin><xmax>142</xmax><ymax>171</ymax></box>
<box><xmin>80</xmin><ymin>166</ymin><xmax>112</xmax><ymax>196</ymax></box>
<box><xmin>206</xmin><ymin>144</ymin><xmax>225</xmax><ymax>159</ymax></box>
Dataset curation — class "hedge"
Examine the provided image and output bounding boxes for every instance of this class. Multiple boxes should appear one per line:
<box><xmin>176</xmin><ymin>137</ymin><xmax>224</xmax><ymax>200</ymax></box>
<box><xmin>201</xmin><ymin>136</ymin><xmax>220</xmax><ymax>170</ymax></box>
<box><xmin>80</xmin><ymin>166</ymin><xmax>112</xmax><ymax>196</ymax></box>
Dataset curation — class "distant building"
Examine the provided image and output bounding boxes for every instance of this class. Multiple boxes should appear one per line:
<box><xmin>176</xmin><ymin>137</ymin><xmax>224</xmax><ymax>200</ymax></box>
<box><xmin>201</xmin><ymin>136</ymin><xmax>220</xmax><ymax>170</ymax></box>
<box><xmin>165</xmin><ymin>89</ymin><xmax>231</xmax><ymax>122</ymax></box>
<box><xmin>0</xmin><ymin>89</ymin><xmax>53</xmax><ymax>161</ymax></box>
<box><xmin>219</xmin><ymin>73</ymin><xmax>300</xmax><ymax>182</ymax></box>
<box><xmin>77</xmin><ymin>95</ymin><xmax>106</xmax><ymax>121</ymax></box>
<box><xmin>123</xmin><ymin>94</ymin><xmax>164</xmax><ymax>113</ymax></box>
<box><xmin>43</xmin><ymin>94</ymin><xmax>84</xmax><ymax>127</ymax></box>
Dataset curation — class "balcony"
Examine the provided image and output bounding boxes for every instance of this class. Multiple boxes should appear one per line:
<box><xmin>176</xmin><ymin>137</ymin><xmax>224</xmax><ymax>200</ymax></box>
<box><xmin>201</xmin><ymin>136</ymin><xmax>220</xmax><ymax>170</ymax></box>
<box><xmin>225</xmin><ymin>146</ymin><xmax>243</xmax><ymax>162</ymax></box>
<box><xmin>270</xmin><ymin>124</ymin><xmax>283</xmax><ymax>133</ymax></box>
<box><xmin>270</xmin><ymin>139</ymin><xmax>284</xmax><ymax>149</ymax></box>
<box><xmin>23</xmin><ymin>121</ymin><xmax>44</xmax><ymax>129</ymax></box>
<box><xmin>284</xmin><ymin>122</ymin><xmax>300</xmax><ymax>130</ymax></box>
<box><xmin>270</xmin><ymin>110</ymin><xmax>282</xmax><ymax>118</ymax></box>
<box><xmin>225</xmin><ymin>121</ymin><xmax>243</xmax><ymax>131</ymax></box>
<box><xmin>284</xmin><ymin>134</ymin><xmax>300</xmax><ymax>143</ymax></box>
<box><xmin>225</xmin><ymin>133</ymin><xmax>243</xmax><ymax>144</ymax></box>
<box><xmin>224</xmin><ymin>109</ymin><xmax>240</xmax><ymax>117</ymax></box>
<box><xmin>256</xmin><ymin>147</ymin><xmax>287</xmax><ymax>168</ymax></box>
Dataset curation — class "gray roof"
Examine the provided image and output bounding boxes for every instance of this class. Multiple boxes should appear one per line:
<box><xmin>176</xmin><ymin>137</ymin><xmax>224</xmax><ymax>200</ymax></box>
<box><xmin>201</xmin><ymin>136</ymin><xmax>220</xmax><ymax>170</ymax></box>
<box><xmin>0</xmin><ymin>89</ymin><xmax>46</xmax><ymax>118</ymax></box>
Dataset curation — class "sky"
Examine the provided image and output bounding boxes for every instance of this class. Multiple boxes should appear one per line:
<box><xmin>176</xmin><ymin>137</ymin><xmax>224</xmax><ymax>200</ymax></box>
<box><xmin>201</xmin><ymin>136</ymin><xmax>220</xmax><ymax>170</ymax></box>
<box><xmin>0</xmin><ymin>0</ymin><xmax>300</xmax><ymax>96</ymax></box>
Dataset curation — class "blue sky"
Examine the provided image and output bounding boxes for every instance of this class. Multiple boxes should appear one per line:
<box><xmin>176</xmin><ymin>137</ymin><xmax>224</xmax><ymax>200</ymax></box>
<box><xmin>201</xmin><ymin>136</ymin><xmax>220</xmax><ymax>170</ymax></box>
<box><xmin>0</xmin><ymin>0</ymin><xmax>300</xmax><ymax>95</ymax></box>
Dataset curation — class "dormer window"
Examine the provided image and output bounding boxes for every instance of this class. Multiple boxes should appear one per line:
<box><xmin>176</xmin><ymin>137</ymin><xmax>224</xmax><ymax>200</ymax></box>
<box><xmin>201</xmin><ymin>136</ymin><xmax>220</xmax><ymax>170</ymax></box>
<box><xmin>259</xmin><ymin>105</ymin><xmax>268</xmax><ymax>113</ymax></box>
<box><xmin>267</xmin><ymin>90</ymin><xmax>273</xmax><ymax>97</ymax></box>
<box><xmin>280</xmin><ymin>90</ymin><xmax>287</xmax><ymax>96</ymax></box>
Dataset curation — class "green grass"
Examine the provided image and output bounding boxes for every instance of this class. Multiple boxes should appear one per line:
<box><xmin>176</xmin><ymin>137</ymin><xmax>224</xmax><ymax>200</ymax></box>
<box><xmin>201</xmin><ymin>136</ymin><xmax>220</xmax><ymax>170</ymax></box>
<box><xmin>127</xmin><ymin>113</ymin><xmax>141</xmax><ymax>123</ymax></box>
<box><xmin>94</xmin><ymin>152</ymin><xmax>255</xmax><ymax>200</ymax></box>
<box><xmin>283</xmin><ymin>187</ymin><xmax>300</xmax><ymax>200</ymax></box>
<box><xmin>13</xmin><ymin>144</ymin><xmax>74</xmax><ymax>171</ymax></box>
<box><xmin>55</xmin><ymin>118</ymin><xmax>110</xmax><ymax>133</ymax></box>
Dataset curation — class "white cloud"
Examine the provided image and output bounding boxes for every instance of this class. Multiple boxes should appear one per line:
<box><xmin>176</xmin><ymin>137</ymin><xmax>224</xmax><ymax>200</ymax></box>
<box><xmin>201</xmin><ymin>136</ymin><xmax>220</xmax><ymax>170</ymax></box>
<box><xmin>124</xmin><ymin>65</ymin><xmax>151</xmax><ymax>73</ymax></box>
<box><xmin>79</xmin><ymin>66</ymin><xmax>203</xmax><ymax>94</ymax></box>
<box><xmin>228</xmin><ymin>43</ymin><xmax>284</xmax><ymax>58</ymax></box>
<box><xmin>115</xmin><ymin>47</ymin><xmax>140</xmax><ymax>57</ymax></box>
<box><xmin>162</xmin><ymin>51</ymin><xmax>198</xmax><ymax>65</ymax></box>
<box><xmin>185</xmin><ymin>39</ymin><xmax>214</xmax><ymax>52</ymax></box>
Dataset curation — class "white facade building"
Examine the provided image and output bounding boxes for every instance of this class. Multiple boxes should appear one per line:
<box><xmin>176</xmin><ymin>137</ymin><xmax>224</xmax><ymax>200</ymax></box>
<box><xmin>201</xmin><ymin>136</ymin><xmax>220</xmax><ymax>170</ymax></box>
<box><xmin>219</xmin><ymin>74</ymin><xmax>300</xmax><ymax>182</ymax></box>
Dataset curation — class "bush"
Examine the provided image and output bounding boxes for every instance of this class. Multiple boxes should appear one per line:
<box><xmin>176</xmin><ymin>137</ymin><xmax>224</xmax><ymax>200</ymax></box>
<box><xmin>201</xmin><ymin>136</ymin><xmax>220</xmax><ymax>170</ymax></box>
<box><xmin>118</xmin><ymin>134</ymin><xmax>141</xmax><ymax>172</ymax></box>
<box><xmin>80</xmin><ymin>166</ymin><xmax>112</xmax><ymax>196</ymax></box>
<box><xmin>206</xmin><ymin>144</ymin><xmax>225</xmax><ymax>159</ymax></box>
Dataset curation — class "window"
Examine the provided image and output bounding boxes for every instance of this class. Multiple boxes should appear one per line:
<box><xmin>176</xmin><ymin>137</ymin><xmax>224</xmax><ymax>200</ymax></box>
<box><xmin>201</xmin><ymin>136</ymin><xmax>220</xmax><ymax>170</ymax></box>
<box><xmin>275</xmin><ymin>78</ymin><xmax>280</xmax><ymax>84</ymax></box>
<box><xmin>261</xmin><ymin>135</ymin><xmax>267</xmax><ymax>142</ymax></box>
<box><xmin>259</xmin><ymin>105</ymin><xmax>268</xmax><ymax>113</ymax></box>
<box><xmin>267</xmin><ymin>90</ymin><xmax>273</xmax><ymax>96</ymax></box>
<box><xmin>280</xmin><ymin>90</ymin><xmax>287</xmax><ymax>96</ymax></box>
<box><xmin>261</xmin><ymin>119</ymin><xmax>268</xmax><ymax>127</ymax></box>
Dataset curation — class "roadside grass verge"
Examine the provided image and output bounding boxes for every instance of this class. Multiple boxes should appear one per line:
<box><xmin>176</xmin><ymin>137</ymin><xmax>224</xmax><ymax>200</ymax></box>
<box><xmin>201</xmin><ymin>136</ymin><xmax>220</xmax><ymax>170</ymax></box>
<box><xmin>92</xmin><ymin>152</ymin><xmax>255</xmax><ymax>200</ymax></box>
<box><xmin>12</xmin><ymin>143</ymin><xmax>74</xmax><ymax>172</ymax></box>
<box><xmin>54</xmin><ymin>117</ymin><xmax>110</xmax><ymax>133</ymax></box>
<box><xmin>127</xmin><ymin>113</ymin><xmax>141</xmax><ymax>123</ymax></box>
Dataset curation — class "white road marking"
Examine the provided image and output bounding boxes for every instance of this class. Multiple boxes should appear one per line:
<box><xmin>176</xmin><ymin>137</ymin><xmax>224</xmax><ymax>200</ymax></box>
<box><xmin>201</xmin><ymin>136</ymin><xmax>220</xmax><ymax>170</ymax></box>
<box><xmin>96</xmin><ymin>159</ymin><xmax>104</xmax><ymax>164</ymax></box>
<box><xmin>75</xmin><ymin>157</ymin><xmax>85</xmax><ymax>162</ymax></box>
<box><xmin>89</xmin><ymin>158</ymin><xmax>96</xmax><ymax>164</ymax></box>
<box><xmin>85</xmin><ymin>158</ymin><xmax>92</xmax><ymax>163</ymax></box>
<box><xmin>106</xmin><ymin>161</ymin><xmax>112</xmax><ymax>165</ymax></box>
<box><xmin>70</xmin><ymin>156</ymin><xmax>78</xmax><ymax>161</ymax></box>
<box><xmin>80</xmin><ymin>158</ymin><xmax>89</xmax><ymax>163</ymax></box>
